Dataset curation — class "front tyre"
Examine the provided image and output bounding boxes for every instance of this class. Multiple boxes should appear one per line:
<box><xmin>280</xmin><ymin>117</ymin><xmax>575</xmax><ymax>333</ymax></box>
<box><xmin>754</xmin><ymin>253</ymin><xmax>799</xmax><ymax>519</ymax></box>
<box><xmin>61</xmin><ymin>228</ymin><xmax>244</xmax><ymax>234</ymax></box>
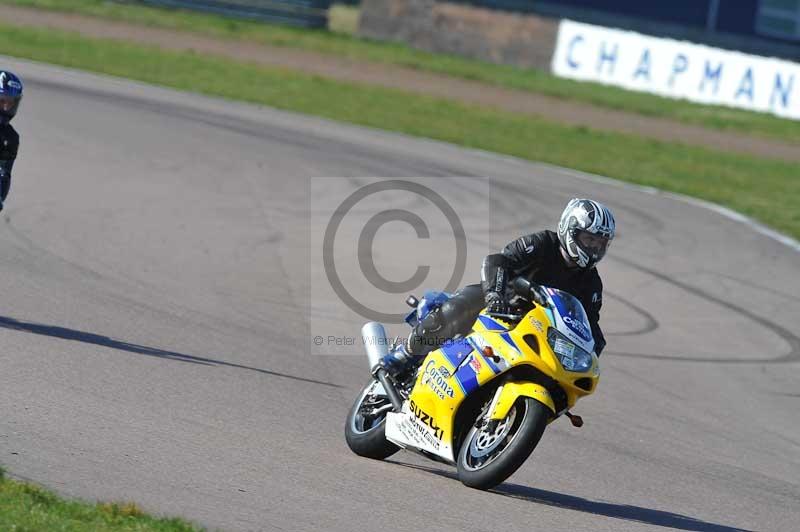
<box><xmin>457</xmin><ymin>397</ymin><xmax>549</xmax><ymax>490</ymax></box>
<box><xmin>344</xmin><ymin>380</ymin><xmax>400</xmax><ymax>460</ymax></box>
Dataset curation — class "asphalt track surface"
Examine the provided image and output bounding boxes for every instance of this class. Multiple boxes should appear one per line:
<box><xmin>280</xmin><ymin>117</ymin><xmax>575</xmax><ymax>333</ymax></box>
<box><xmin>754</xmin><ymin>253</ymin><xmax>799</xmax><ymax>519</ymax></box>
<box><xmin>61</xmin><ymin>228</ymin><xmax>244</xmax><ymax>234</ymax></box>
<box><xmin>1</xmin><ymin>57</ymin><xmax>799</xmax><ymax>532</ymax></box>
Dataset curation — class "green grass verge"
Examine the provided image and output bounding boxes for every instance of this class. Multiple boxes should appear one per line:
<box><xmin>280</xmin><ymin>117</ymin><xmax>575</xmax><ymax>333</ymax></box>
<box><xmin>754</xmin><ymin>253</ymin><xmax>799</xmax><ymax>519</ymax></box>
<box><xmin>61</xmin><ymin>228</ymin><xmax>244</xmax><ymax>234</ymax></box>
<box><xmin>3</xmin><ymin>0</ymin><xmax>800</xmax><ymax>144</ymax></box>
<box><xmin>1</xmin><ymin>23</ymin><xmax>798</xmax><ymax>239</ymax></box>
<box><xmin>0</xmin><ymin>467</ymin><xmax>201</xmax><ymax>531</ymax></box>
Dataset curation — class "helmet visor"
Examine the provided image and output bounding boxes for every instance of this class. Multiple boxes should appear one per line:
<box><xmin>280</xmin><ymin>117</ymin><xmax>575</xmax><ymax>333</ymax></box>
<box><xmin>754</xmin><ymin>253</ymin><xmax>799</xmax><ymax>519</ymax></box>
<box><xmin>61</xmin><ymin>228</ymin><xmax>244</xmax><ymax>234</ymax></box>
<box><xmin>575</xmin><ymin>229</ymin><xmax>610</xmax><ymax>261</ymax></box>
<box><xmin>0</xmin><ymin>95</ymin><xmax>19</xmax><ymax>117</ymax></box>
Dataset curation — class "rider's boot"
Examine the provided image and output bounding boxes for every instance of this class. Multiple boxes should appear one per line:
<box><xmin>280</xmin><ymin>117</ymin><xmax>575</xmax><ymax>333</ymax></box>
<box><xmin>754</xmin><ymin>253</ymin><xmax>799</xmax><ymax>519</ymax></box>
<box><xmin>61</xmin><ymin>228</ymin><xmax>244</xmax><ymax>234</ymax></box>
<box><xmin>378</xmin><ymin>342</ymin><xmax>417</xmax><ymax>377</ymax></box>
<box><xmin>378</xmin><ymin>309</ymin><xmax>444</xmax><ymax>377</ymax></box>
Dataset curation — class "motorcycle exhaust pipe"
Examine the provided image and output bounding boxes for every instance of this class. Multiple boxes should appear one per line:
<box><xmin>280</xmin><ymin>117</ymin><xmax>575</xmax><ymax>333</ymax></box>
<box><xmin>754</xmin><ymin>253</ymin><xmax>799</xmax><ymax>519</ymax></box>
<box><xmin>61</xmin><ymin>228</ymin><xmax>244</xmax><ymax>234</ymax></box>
<box><xmin>361</xmin><ymin>321</ymin><xmax>390</xmax><ymax>371</ymax></box>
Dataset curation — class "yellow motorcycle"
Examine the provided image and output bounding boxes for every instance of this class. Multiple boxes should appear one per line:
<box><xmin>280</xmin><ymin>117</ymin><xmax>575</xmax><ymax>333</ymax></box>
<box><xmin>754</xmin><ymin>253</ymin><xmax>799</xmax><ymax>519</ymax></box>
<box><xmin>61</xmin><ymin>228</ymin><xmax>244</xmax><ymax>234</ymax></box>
<box><xmin>345</xmin><ymin>278</ymin><xmax>599</xmax><ymax>490</ymax></box>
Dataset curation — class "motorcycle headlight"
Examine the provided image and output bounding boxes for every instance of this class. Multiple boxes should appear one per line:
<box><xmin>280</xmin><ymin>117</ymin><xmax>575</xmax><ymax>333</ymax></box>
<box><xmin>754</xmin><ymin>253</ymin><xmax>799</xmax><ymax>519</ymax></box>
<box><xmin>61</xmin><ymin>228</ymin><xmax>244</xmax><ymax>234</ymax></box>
<box><xmin>547</xmin><ymin>328</ymin><xmax>593</xmax><ymax>372</ymax></box>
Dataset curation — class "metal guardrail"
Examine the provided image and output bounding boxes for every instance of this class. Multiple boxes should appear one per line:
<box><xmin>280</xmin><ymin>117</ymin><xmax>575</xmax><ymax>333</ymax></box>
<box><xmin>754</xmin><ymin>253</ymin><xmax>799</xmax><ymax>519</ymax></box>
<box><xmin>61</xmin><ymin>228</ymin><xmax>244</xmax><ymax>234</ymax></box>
<box><xmin>130</xmin><ymin>0</ymin><xmax>332</xmax><ymax>28</ymax></box>
<box><xmin>448</xmin><ymin>0</ymin><xmax>537</xmax><ymax>14</ymax></box>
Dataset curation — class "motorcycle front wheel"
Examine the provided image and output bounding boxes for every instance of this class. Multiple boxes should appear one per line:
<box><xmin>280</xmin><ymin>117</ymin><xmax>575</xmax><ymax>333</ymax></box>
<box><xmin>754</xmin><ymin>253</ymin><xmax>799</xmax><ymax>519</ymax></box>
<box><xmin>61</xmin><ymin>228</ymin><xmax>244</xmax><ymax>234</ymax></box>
<box><xmin>457</xmin><ymin>397</ymin><xmax>549</xmax><ymax>490</ymax></box>
<box><xmin>344</xmin><ymin>380</ymin><xmax>400</xmax><ymax>460</ymax></box>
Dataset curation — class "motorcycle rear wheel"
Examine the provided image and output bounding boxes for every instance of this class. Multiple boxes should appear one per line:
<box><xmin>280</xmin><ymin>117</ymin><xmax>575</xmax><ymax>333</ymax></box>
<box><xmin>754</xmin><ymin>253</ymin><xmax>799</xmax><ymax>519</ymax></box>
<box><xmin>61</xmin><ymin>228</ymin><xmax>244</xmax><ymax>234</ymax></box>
<box><xmin>457</xmin><ymin>397</ymin><xmax>549</xmax><ymax>490</ymax></box>
<box><xmin>344</xmin><ymin>380</ymin><xmax>400</xmax><ymax>460</ymax></box>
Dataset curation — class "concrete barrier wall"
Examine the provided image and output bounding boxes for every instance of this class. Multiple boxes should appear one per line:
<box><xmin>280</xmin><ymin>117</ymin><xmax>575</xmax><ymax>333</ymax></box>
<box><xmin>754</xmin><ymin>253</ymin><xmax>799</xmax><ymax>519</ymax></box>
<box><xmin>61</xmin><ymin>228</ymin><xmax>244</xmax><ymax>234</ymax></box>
<box><xmin>358</xmin><ymin>0</ymin><xmax>559</xmax><ymax>70</ymax></box>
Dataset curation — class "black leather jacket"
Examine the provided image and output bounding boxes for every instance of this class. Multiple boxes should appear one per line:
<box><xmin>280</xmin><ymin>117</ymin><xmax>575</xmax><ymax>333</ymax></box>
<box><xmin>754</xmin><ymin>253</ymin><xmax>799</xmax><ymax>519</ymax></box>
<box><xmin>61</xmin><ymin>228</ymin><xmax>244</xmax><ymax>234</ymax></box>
<box><xmin>0</xmin><ymin>123</ymin><xmax>19</xmax><ymax>202</ymax></box>
<box><xmin>481</xmin><ymin>230</ymin><xmax>607</xmax><ymax>354</ymax></box>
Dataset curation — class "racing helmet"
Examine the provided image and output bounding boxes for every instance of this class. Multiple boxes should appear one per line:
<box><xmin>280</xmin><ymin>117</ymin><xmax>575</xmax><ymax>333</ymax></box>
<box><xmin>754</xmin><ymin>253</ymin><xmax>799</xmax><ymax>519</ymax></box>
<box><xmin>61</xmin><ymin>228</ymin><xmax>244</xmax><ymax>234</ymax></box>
<box><xmin>558</xmin><ymin>198</ymin><xmax>615</xmax><ymax>269</ymax></box>
<box><xmin>0</xmin><ymin>71</ymin><xmax>23</xmax><ymax>123</ymax></box>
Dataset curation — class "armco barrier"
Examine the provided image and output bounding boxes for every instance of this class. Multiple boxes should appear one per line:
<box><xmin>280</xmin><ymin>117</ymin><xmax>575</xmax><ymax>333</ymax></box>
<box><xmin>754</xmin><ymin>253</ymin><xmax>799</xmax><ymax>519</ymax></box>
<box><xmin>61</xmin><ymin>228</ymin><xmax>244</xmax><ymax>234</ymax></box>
<box><xmin>130</xmin><ymin>0</ymin><xmax>331</xmax><ymax>28</ymax></box>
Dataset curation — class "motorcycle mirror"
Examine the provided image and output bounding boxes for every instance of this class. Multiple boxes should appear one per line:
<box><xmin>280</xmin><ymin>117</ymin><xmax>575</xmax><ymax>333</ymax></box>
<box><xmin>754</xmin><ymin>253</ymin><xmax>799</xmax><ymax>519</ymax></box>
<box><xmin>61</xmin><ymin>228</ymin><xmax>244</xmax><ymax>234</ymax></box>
<box><xmin>405</xmin><ymin>295</ymin><xmax>419</xmax><ymax>308</ymax></box>
<box><xmin>531</xmin><ymin>286</ymin><xmax>550</xmax><ymax>308</ymax></box>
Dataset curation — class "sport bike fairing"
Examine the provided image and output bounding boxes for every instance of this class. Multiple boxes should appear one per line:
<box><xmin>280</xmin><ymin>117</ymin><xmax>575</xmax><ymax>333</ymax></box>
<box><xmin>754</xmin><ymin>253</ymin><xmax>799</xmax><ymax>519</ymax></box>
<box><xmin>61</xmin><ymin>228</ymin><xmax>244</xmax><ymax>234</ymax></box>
<box><xmin>384</xmin><ymin>285</ymin><xmax>596</xmax><ymax>463</ymax></box>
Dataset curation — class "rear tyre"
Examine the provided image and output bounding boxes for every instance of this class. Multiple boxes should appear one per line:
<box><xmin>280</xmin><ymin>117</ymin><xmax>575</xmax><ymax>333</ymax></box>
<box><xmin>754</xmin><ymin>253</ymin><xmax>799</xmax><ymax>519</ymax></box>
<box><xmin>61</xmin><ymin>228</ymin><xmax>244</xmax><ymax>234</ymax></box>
<box><xmin>344</xmin><ymin>380</ymin><xmax>400</xmax><ymax>460</ymax></box>
<box><xmin>457</xmin><ymin>397</ymin><xmax>549</xmax><ymax>490</ymax></box>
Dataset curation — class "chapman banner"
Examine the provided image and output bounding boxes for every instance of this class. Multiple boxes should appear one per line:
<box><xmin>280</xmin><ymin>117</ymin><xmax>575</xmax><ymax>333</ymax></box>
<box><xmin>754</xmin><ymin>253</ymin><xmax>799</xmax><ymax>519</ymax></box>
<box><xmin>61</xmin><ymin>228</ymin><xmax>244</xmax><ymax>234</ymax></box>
<box><xmin>552</xmin><ymin>19</ymin><xmax>800</xmax><ymax>121</ymax></box>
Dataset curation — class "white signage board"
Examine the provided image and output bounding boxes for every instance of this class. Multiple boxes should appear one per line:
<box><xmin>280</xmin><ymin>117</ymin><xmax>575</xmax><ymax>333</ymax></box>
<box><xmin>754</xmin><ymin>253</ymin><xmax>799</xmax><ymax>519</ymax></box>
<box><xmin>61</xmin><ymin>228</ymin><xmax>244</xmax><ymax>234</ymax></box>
<box><xmin>552</xmin><ymin>19</ymin><xmax>800</xmax><ymax>120</ymax></box>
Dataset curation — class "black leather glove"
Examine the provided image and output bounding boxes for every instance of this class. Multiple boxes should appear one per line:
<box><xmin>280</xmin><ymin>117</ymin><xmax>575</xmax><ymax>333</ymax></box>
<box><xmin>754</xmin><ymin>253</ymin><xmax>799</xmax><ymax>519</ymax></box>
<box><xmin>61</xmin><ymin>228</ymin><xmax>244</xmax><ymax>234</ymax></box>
<box><xmin>485</xmin><ymin>291</ymin><xmax>510</xmax><ymax>315</ymax></box>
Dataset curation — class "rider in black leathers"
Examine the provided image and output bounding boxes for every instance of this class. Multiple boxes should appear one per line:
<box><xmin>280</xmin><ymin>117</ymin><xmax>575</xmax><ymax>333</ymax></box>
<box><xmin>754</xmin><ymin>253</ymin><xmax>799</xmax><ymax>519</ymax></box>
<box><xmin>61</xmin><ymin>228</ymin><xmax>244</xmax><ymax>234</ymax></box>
<box><xmin>381</xmin><ymin>199</ymin><xmax>616</xmax><ymax>375</ymax></box>
<box><xmin>0</xmin><ymin>70</ymin><xmax>23</xmax><ymax>212</ymax></box>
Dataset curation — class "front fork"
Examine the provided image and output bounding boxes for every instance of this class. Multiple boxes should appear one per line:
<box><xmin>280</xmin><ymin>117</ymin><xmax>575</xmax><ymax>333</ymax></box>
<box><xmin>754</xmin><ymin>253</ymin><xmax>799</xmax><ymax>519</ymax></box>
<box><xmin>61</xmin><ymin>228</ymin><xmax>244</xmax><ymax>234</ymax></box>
<box><xmin>475</xmin><ymin>384</ymin><xmax>507</xmax><ymax>433</ymax></box>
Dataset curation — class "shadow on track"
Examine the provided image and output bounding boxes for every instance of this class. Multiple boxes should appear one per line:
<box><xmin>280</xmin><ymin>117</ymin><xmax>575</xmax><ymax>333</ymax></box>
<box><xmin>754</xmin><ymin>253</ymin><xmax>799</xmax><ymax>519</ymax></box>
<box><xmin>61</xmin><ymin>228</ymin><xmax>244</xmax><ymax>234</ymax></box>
<box><xmin>0</xmin><ymin>315</ymin><xmax>341</xmax><ymax>388</ymax></box>
<box><xmin>494</xmin><ymin>483</ymin><xmax>754</xmax><ymax>532</ymax></box>
<box><xmin>391</xmin><ymin>461</ymin><xmax>753</xmax><ymax>532</ymax></box>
